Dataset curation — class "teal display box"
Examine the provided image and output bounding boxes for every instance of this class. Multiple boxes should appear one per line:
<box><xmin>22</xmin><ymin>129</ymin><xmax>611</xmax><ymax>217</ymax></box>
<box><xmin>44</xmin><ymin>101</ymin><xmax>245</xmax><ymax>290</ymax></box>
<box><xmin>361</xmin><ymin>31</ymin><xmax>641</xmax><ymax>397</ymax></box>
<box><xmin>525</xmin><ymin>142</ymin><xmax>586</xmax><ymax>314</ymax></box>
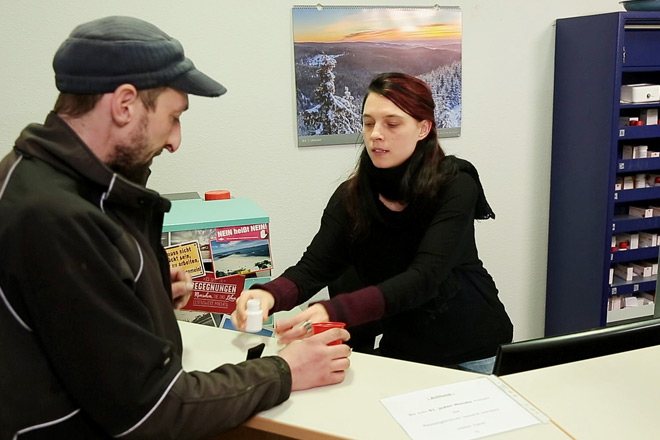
<box><xmin>162</xmin><ymin>197</ymin><xmax>272</xmax><ymax>325</ymax></box>
<box><xmin>161</xmin><ymin>197</ymin><xmax>271</xmax><ymax>264</ymax></box>
<box><xmin>163</xmin><ymin>198</ymin><xmax>269</xmax><ymax>233</ymax></box>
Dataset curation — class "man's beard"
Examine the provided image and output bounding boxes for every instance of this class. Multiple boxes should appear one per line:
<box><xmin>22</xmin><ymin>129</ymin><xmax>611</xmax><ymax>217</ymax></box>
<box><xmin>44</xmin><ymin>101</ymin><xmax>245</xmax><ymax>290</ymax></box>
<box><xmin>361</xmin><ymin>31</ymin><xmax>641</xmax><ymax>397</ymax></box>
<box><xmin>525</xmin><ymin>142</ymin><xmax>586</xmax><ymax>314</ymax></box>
<box><xmin>107</xmin><ymin>115</ymin><xmax>154</xmax><ymax>185</ymax></box>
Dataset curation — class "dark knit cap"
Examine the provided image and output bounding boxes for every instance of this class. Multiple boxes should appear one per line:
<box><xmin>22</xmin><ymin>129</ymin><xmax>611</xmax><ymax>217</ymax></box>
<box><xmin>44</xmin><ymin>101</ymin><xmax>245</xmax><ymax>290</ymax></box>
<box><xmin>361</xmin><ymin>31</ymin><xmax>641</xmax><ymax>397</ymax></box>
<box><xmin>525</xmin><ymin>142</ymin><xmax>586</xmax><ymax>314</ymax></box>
<box><xmin>53</xmin><ymin>16</ymin><xmax>226</xmax><ymax>97</ymax></box>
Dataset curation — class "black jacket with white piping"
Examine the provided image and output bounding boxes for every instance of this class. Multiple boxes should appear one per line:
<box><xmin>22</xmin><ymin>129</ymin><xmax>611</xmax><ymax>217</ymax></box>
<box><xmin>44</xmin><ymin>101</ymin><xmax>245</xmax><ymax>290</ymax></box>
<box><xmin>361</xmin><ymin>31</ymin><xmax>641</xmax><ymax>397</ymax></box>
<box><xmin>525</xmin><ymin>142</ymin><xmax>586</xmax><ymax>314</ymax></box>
<box><xmin>0</xmin><ymin>113</ymin><xmax>290</xmax><ymax>440</ymax></box>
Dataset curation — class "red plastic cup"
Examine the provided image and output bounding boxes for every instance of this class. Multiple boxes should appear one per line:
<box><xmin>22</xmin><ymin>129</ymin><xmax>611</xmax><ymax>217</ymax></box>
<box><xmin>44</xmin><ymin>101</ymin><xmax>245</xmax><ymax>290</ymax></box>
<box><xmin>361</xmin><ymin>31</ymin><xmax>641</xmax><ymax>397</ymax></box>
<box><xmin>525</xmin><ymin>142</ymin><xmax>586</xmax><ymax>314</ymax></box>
<box><xmin>312</xmin><ymin>322</ymin><xmax>346</xmax><ymax>345</ymax></box>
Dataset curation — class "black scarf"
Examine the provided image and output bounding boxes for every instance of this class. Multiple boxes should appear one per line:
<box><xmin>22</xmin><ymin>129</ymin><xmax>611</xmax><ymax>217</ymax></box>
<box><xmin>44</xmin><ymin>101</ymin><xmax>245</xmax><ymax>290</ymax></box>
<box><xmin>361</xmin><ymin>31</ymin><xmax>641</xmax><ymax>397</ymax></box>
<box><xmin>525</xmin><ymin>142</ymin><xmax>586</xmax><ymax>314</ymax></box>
<box><xmin>363</xmin><ymin>153</ymin><xmax>496</xmax><ymax>220</ymax></box>
<box><xmin>364</xmin><ymin>155</ymin><xmax>413</xmax><ymax>202</ymax></box>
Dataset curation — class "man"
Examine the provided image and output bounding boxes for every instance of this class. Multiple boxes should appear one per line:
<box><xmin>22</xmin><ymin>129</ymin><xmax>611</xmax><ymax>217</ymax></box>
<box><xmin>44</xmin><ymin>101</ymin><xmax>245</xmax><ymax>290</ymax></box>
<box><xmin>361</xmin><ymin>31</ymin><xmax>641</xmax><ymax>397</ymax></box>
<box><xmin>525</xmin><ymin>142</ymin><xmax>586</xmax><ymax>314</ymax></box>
<box><xmin>0</xmin><ymin>16</ymin><xmax>350</xmax><ymax>439</ymax></box>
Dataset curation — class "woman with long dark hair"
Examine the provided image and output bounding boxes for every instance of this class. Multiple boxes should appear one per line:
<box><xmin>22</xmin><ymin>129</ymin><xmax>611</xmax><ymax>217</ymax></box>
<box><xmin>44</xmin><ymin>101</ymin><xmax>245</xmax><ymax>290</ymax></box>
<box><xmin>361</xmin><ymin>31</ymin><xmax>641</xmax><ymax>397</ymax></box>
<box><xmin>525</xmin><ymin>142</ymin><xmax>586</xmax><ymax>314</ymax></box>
<box><xmin>232</xmin><ymin>72</ymin><xmax>513</xmax><ymax>373</ymax></box>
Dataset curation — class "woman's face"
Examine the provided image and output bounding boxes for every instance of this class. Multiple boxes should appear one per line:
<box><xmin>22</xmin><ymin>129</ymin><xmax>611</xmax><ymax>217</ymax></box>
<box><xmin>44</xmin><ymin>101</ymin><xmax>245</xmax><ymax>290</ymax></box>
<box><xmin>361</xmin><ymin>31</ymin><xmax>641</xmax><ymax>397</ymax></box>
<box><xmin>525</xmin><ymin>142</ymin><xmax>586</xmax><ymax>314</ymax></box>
<box><xmin>362</xmin><ymin>93</ymin><xmax>430</xmax><ymax>169</ymax></box>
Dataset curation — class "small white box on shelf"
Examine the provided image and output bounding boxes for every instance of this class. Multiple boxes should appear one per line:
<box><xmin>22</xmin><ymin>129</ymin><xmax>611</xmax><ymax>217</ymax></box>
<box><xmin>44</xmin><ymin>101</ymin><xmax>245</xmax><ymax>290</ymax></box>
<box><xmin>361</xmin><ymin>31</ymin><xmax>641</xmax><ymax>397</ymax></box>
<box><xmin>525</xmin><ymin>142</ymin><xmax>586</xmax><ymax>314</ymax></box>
<box><xmin>624</xmin><ymin>296</ymin><xmax>640</xmax><ymax>307</ymax></box>
<box><xmin>640</xmin><ymin>108</ymin><xmax>659</xmax><ymax>125</ymax></box>
<box><xmin>609</xmin><ymin>267</ymin><xmax>614</xmax><ymax>285</ymax></box>
<box><xmin>614</xmin><ymin>263</ymin><xmax>635</xmax><ymax>281</ymax></box>
<box><xmin>643</xmin><ymin>260</ymin><xmax>659</xmax><ymax>275</ymax></box>
<box><xmin>639</xmin><ymin>231</ymin><xmax>658</xmax><ymax>248</ymax></box>
<box><xmin>649</xmin><ymin>151</ymin><xmax>660</xmax><ymax>158</ymax></box>
<box><xmin>633</xmin><ymin>145</ymin><xmax>648</xmax><ymax>158</ymax></box>
<box><xmin>631</xmin><ymin>262</ymin><xmax>652</xmax><ymax>278</ymax></box>
<box><xmin>629</xmin><ymin>206</ymin><xmax>654</xmax><ymax>218</ymax></box>
<box><xmin>621</xmin><ymin>83</ymin><xmax>660</xmax><ymax>103</ymax></box>
<box><xmin>622</xmin><ymin>145</ymin><xmax>633</xmax><ymax>159</ymax></box>
<box><xmin>623</xmin><ymin>176</ymin><xmax>635</xmax><ymax>190</ymax></box>
<box><xmin>635</xmin><ymin>174</ymin><xmax>647</xmax><ymax>188</ymax></box>
<box><xmin>609</xmin><ymin>295</ymin><xmax>622</xmax><ymax>310</ymax></box>
<box><xmin>615</xmin><ymin>177</ymin><xmax>623</xmax><ymax>191</ymax></box>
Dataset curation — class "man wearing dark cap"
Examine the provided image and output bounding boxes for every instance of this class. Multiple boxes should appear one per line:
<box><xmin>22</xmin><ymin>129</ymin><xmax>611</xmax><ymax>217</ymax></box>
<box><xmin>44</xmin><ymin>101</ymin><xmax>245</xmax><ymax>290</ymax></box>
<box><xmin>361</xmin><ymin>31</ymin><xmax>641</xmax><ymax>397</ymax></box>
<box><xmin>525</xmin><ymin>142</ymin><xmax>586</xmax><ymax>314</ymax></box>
<box><xmin>0</xmin><ymin>16</ymin><xmax>350</xmax><ymax>439</ymax></box>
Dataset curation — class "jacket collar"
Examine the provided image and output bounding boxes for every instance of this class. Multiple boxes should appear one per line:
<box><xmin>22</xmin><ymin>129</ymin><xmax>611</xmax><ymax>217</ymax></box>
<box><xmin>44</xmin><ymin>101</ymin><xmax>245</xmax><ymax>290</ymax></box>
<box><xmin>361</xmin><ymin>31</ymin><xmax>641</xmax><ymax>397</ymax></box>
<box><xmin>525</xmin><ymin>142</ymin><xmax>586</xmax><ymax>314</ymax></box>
<box><xmin>14</xmin><ymin>112</ymin><xmax>171</xmax><ymax>213</ymax></box>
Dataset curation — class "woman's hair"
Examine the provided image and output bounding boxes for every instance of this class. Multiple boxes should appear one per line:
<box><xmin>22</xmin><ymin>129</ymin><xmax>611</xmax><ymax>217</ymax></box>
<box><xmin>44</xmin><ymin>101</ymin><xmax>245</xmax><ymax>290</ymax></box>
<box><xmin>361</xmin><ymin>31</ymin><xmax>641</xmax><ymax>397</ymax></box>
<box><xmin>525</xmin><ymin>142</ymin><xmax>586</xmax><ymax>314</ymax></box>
<box><xmin>346</xmin><ymin>72</ymin><xmax>456</xmax><ymax>237</ymax></box>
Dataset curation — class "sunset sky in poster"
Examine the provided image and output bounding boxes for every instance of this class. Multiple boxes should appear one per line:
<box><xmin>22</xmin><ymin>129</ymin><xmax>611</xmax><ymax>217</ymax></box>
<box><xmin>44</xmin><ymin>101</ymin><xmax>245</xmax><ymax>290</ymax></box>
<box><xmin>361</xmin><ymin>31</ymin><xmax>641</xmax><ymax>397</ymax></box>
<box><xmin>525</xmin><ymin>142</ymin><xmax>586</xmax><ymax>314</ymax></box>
<box><xmin>293</xmin><ymin>7</ymin><xmax>461</xmax><ymax>43</ymax></box>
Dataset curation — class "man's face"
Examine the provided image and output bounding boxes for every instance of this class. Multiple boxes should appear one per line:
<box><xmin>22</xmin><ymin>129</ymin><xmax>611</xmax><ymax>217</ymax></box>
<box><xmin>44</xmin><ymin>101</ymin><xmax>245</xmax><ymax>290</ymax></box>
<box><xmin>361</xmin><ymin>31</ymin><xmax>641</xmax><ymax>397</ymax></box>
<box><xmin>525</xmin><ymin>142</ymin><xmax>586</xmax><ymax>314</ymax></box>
<box><xmin>108</xmin><ymin>87</ymin><xmax>189</xmax><ymax>183</ymax></box>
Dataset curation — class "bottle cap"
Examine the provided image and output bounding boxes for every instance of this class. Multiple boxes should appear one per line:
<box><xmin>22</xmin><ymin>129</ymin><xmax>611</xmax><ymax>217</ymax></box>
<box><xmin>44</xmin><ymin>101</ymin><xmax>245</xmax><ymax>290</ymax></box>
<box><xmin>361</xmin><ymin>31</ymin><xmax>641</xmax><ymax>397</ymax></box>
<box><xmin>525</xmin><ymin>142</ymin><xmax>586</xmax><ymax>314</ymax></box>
<box><xmin>247</xmin><ymin>298</ymin><xmax>261</xmax><ymax>312</ymax></box>
<box><xmin>205</xmin><ymin>190</ymin><xmax>231</xmax><ymax>200</ymax></box>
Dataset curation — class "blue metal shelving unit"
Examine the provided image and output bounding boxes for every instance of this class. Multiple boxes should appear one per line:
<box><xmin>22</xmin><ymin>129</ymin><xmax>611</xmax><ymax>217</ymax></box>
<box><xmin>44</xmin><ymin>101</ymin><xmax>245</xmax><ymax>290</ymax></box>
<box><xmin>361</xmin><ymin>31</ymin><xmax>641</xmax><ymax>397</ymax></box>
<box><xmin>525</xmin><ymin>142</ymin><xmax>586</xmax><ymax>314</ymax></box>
<box><xmin>547</xmin><ymin>12</ymin><xmax>660</xmax><ymax>336</ymax></box>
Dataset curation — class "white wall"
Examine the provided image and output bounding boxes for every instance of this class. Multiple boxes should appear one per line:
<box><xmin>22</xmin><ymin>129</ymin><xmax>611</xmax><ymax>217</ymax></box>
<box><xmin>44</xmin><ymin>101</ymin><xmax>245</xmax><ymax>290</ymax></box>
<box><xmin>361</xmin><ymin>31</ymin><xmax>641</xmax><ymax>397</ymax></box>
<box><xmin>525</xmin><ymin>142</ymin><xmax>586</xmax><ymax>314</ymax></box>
<box><xmin>0</xmin><ymin>1</ymin><xmax>621</xmax><ymax>341</ymax></box>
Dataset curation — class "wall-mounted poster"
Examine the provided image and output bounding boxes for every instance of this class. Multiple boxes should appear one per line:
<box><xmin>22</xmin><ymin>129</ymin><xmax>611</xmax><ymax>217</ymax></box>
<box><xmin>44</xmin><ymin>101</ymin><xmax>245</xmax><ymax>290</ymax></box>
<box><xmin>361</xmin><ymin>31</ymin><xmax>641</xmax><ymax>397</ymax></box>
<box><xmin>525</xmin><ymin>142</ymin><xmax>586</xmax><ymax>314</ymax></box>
<box><xmin>293</xmin><ymin>5</ymin><xmax>462</xmax><ymax>147</ymax></box>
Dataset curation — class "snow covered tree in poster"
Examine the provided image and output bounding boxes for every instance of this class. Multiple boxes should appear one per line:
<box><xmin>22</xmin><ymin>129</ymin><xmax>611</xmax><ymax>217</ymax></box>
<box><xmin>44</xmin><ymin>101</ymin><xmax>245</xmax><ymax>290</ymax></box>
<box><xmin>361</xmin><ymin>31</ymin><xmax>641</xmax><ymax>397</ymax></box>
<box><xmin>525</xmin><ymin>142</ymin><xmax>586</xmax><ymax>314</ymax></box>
<box><xmin>293</xmin><ymin>6</ymin><xmax>462</xmax><ymax>147</ymax></box>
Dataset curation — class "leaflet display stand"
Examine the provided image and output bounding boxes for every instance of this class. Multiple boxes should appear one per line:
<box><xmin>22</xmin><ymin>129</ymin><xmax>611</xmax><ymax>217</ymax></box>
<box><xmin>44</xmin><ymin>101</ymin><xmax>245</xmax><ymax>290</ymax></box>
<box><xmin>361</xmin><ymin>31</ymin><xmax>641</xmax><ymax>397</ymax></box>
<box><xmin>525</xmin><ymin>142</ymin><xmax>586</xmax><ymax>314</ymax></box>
<box><xmin>162</xmin><ymin>196</ymin><xmax>272</xmax><ymax>329</ymax></box>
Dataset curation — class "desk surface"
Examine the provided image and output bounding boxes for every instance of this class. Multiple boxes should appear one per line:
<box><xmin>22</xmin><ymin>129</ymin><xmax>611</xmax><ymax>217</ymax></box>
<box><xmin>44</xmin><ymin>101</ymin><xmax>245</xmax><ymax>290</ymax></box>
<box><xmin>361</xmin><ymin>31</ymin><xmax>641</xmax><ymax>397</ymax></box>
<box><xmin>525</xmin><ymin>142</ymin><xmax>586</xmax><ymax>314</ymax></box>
<box><xmin>501</xmin><ymin>345</ymin><xmax>660</xmax><ymax>440</ymax></box>
<box><xmin>179</xmin><ymin>321</ymin><xmax>570</xmax><ymax>440</ymax></box>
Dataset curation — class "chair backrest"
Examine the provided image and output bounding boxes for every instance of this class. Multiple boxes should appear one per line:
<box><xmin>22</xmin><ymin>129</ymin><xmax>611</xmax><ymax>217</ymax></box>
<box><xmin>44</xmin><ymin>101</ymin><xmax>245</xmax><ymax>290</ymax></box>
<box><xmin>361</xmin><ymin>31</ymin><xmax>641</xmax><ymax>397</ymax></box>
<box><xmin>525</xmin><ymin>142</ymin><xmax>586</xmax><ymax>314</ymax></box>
<box><xmin>492</xmin><ymin>318</ymin><xmax>660</xmax><ymax>376</ymax></box>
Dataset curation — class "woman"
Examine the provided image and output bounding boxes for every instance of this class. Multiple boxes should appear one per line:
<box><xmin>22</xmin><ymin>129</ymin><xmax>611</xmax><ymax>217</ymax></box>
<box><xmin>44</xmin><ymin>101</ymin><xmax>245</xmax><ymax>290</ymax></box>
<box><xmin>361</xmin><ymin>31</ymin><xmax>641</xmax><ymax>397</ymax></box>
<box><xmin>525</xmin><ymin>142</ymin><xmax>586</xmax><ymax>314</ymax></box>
<box><xmin>232</xmin><ymin>72</ymin><xmax>513</xmax><ymax>374</ymax></box>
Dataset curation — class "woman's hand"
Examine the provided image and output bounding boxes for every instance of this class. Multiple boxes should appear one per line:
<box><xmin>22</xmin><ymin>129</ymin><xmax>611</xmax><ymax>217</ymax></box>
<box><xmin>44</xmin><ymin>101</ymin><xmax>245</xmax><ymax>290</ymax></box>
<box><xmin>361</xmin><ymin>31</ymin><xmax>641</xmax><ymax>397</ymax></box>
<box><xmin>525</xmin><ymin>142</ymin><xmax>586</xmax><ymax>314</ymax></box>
<box><xmin>275</xmin><ymin>303</ymin><xmax>330</xmax><ymax>345</ymax></box>
<box><xmin>230</xmin><ymin>289</ymin><xmax>275</xmax><ymax>331</ymax></box>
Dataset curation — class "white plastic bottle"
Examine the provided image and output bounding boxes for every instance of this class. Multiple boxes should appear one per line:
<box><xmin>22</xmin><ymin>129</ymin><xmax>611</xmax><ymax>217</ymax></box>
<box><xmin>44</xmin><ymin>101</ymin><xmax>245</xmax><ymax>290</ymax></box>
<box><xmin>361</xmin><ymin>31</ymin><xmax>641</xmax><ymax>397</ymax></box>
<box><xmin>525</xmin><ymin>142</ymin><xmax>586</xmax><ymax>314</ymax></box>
<box><xmin>245</xmin><ymin>299</ymin><xmax>263</xmax><ymax>333</ymax></box>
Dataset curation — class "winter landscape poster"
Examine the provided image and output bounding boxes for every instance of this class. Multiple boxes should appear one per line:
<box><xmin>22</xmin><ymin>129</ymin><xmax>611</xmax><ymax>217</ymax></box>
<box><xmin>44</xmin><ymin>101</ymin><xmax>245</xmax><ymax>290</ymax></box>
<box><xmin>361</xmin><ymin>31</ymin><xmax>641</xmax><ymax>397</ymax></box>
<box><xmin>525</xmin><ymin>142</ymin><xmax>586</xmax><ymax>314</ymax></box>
<box><xmin>293</xmin><ymin>6</ymin><xmax>462</xmax><ymax>147</ymax></box>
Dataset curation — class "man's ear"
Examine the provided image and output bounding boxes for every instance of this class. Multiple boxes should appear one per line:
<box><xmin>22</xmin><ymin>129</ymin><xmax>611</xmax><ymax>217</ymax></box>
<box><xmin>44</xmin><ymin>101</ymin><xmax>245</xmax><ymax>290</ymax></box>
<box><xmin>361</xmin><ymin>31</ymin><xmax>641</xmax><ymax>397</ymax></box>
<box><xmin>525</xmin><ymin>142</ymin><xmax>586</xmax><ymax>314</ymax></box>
<box><xmin>110</xmin><ymin>84</ymin><xmax>140</xmax><ymax>127</ymax></box>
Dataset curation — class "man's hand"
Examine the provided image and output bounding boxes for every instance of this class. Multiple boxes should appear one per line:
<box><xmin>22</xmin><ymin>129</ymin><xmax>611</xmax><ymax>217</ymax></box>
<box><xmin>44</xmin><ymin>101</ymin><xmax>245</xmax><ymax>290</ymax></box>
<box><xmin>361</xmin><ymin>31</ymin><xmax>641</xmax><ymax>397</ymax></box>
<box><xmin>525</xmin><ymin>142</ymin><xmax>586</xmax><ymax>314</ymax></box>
<box><xmin>278</xmin><ymin>328</ymin><xmax>351</xmax><ymax>391</ymax></box>
<box><xmin>170</xmin><ymin>267</ymin><xmax>193</xmax><ymax>310</ymax></box>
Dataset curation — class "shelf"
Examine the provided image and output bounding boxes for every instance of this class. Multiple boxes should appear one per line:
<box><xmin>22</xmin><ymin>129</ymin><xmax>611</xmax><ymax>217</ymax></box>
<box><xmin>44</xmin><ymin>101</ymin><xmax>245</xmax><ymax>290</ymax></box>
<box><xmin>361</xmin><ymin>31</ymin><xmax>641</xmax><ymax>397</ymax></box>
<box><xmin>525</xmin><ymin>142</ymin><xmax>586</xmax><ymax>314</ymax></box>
<box><xmin>610</xmin><ymin>246</ymin><xmax>659</xmax><ymax>263</ymax></box>
<box><xmin>607</xmin><ymin>303</ymin><xmax>655</xmax><ymax>323</ymax></box>
<box><xmin>613</xmin><ymin>215</ymin><xmax>660</xmax><ymax>233</ymax></box>
<box><xmin>610</xmin><ymin>274</ymin><xmax>656</xmax><ymax>295</ymax></box>
<box><xmin>617</xmin><ymin>125</ymin><xmax>660</xmax><ymax>140</ymax></box>
<box><xmin>620</xmin><ymin>101</ymin><xmax>660</xmax><ymax>109</ymax></box>
<box><xmin>617</xmin><ymin>157</ymin><xmax>660</xmax><ymax>172</ymax></box>
<box><xmin>614</xmin><ymin>187</ymin><xmax>660</xmax><ymax>202</ymax></box>
<box><xmin>621</xmin><ymin>64</ymin><xmax>660</xmax><ymax>73</ymax></box>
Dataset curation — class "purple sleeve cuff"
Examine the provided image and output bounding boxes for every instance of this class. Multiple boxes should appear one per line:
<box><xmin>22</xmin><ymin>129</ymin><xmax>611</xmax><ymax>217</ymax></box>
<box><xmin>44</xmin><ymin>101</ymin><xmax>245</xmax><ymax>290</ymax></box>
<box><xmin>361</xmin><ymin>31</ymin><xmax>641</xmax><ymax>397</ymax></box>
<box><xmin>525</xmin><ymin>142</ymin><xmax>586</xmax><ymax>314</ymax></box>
<box><xmin>315</xmin><ymin>286</ymin><xmax>385</xmax><ymax>328</ymax></box>
<box><xmin>252</xmin><ymin>277</ymin><xmax>300</xmax><ymax>313</ymax></box>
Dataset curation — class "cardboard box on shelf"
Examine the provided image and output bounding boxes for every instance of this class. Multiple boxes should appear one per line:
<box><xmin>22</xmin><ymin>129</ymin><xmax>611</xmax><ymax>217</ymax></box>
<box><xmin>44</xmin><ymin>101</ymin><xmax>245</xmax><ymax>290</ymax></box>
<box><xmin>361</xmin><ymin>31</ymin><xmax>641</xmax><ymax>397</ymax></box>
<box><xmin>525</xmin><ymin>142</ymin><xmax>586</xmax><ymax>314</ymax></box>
<box><xmin>640</xmin><ymin>108</ymin><xmax>659</xmax><ymax>125</ymax></box>
<box><xmin>614</xmin><ymin>263</ymin><xmax>635</xmax><ymax>281</ymax></box>
<box><xmin>639</xmin><ymin>231</ymin><xmax>658</xmax><ymax>248</ymax></box>
<box><xmin>634</xmin><ymin>145</ymin><xmax>648</xmax><ymax>159</ymax></box>
<box><xmin>629</xmin><ymin>206</ymin><xmax>654</xmax><ymax>218</ymax></box>
<box><xmin>631</xmin><ymin>262</ymin><xmax>653</xmax><ymax>278</ymax></box>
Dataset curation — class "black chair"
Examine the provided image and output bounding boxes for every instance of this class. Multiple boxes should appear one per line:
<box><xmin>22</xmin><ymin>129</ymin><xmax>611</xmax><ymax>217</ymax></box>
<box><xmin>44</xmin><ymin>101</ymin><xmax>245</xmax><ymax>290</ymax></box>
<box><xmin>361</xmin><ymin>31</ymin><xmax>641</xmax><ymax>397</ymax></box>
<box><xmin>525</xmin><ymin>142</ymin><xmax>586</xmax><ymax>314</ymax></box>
<box><xmin>492</xmin><ymin>318</ymin><xmax>660</xmax><ymax>376</ymax></box>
